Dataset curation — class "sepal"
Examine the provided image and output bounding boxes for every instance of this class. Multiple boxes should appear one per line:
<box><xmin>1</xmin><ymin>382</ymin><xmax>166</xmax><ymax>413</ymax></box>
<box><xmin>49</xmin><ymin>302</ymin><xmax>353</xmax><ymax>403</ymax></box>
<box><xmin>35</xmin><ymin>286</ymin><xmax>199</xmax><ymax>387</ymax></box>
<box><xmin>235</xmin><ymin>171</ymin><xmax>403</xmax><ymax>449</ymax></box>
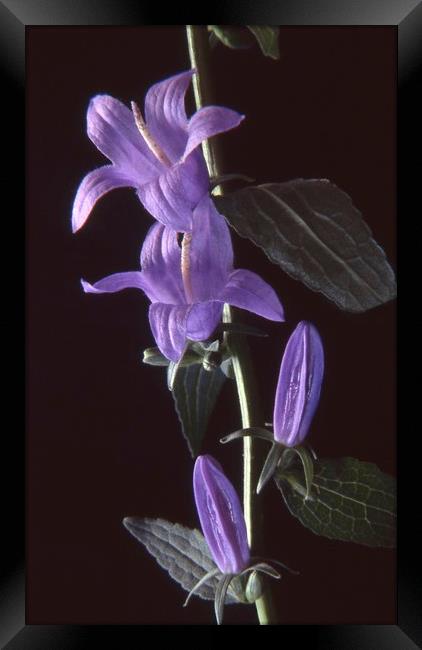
<box><xmin>287</xmin><ymin>445</ymin><xmax>315</xmax><ymax>501</ymax></box>
<box><xmin>257</xmin><ymin>444</ymin><xmax>283</xmax><ymax>494</ymax></box>
<box><xmin>220</xmin><ymin>427</ymin><xmax>274</xmax><ymax>445</ymax></box>
<box><xmin>143</xmin><ymin>345</ymin><xmax>202</xmax><ymax>367</ymax></box>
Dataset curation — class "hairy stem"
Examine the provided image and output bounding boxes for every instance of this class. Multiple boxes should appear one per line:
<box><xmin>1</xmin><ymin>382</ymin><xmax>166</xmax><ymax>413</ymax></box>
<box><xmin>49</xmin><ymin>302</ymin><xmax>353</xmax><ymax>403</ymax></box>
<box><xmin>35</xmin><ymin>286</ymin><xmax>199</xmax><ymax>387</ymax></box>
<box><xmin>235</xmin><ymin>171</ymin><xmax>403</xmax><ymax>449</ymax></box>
<box><xmin>186</xmin><ymin>25</ymin><xmax>276</xmax><ymax>625</ymax></box>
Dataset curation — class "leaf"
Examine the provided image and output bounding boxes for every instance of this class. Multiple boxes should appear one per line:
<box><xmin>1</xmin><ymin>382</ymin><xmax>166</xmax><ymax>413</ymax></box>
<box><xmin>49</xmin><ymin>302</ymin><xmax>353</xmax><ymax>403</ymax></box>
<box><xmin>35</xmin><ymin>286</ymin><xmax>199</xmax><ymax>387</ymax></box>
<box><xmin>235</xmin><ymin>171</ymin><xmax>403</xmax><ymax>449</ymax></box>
<box><xmin>275</xmin><ymin>457</ymin><xmax>396</xmax><ymax>547</ymax></box>
<box><xmin>208</xmin><ymin>25</ymin><xmax>253</xmax><ymax>50</ymax></box>
<box><xmin>247</xmin><ymin>26</ymin><xmax>280</xmax><ymax>59</ymax></box>
<box><xmin>214</xmin><ymin>180</ymin><xmax>396</xmax><ymax>313</ymax></box>
<box><xmin>172</xmin><ymin>363</ymin><xmax>226</xmax><ymax>457</ymax></box>
<box><xmin>123</xmin><ymin>517</ymin><xmax>246</xmax><ymax>603</ymax></box>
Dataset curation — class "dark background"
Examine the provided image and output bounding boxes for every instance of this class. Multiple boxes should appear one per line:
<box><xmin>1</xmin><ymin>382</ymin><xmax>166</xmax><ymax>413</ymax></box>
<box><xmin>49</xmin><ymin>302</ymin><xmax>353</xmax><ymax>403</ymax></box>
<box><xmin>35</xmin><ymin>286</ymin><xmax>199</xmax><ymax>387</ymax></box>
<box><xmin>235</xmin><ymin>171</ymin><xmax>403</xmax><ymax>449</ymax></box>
<box><xmin>27</xmin><ymin>26</ymin><xmax>396</xmax><ymax>625</ymax></box>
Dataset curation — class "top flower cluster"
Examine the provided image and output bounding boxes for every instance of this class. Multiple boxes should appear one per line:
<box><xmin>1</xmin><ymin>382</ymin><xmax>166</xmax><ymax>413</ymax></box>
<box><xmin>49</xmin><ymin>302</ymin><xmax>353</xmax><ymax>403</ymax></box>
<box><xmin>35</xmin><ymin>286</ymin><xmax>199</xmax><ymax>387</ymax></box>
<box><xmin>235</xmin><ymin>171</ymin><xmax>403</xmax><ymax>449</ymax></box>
<box><xmin>73</xmin><ymin>70</ymin><xmax>285</xmax><ymax>360</ymax></box>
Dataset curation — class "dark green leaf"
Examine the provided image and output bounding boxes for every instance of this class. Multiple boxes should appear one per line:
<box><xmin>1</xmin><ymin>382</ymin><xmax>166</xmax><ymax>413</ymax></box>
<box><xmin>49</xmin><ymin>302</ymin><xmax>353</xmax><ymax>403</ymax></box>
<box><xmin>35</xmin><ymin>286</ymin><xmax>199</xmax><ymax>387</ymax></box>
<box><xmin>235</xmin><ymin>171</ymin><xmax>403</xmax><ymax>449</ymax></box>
<box><xmin>214</xmin><ymin>180</ymin><xmax>396</xmax><ymax>313</ymax></box>
<box><xmin>123</xmin><ymin>517</ymin><xmax>246</xmax><ymax>603</ymax></box>
<box><xmin>275</xmin><ymin>457</ymin><xmax>396</xmax><ymax>547</ymax></box>
<box><xmin>172</xmin><ymin>364</ymin><xmax>226</xmax><ymax>457</ymax></box>
<box><xmin>208</xmin><ymin>25</ymin><xmax>253</xmax><ymax>50</ymax></box>
<box><xmin>247</xmin><ymin>26</ymin><xmax>280</xmax><ymax>59</ymax></box>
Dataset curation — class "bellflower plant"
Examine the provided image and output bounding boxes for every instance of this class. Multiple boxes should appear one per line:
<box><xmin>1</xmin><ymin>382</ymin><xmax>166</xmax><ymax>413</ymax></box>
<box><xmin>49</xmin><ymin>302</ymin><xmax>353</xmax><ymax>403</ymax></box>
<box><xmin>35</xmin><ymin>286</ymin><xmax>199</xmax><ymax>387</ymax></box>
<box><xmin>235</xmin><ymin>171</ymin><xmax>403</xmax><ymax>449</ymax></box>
<box><xmin>72</xmin><ymin>69</ymin><xmax>244</xmax><ymax>233</ymax></box>
<box><xmin>186</xmin><ymin>455</ymin><xmax>282</xmax><ymax>624</ymax></box>
<box><xmin>74</xmin><ymin>24</ymin><xmax>396</xmax><ymax>626</ymax></box>
<box><xmin>81</xmin><ymin>195</ymin><xmax>285</xmax><ymax>362</ymax></box>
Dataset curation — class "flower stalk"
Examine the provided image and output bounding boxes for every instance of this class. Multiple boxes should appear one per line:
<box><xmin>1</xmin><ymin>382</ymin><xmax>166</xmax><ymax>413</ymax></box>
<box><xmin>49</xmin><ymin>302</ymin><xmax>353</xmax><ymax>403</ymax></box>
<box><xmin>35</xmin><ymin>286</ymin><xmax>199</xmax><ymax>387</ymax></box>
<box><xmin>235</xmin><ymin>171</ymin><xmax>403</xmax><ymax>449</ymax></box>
<box><xmin>186</xmin><ymin>24</ymin><xmax>276</xmax><ymax>625</ymax></box>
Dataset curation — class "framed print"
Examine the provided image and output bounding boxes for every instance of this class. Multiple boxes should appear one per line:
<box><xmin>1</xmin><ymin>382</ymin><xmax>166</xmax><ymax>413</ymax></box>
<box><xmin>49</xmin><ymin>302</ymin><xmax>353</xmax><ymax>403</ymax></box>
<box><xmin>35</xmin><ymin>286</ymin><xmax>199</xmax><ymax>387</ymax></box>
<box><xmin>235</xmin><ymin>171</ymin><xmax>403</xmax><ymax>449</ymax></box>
<box><xmin>1</xmin><ymin>1</ymin><xmax>418</xmax><ymax>645</ymax></box>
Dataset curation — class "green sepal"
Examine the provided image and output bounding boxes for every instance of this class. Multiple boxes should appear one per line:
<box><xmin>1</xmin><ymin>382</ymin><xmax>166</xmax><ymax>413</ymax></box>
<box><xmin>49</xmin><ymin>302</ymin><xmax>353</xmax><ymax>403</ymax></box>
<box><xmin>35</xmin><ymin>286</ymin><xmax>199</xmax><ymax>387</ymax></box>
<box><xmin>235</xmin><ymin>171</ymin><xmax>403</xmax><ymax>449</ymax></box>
<box><xmin>284</xmin><ymin>445</ymin><xmax>315</xmax><ymax>501</ymax></box>
<box><xmin>143</xmin><ymin>345</ymin><xmax>202</xmax><ymax>368</ymax></box>
<box><xmin>167</xmin><ymin>342</ymin><xmax>190</xmax><ymax>391</ymax></box>
<box><xmin>257</xmin><ymin>444</ymin><xmax>283</xmax><ymax>494</ymax></box>
<box><xmin>220</xmin><ymin>427</ymin><xmax>274</xmax><ymax>445</ymax></box>
<box><xmin>214</xmin><ymin>574</ymin><xmax>233</xmax><ymax>625</ymax></box>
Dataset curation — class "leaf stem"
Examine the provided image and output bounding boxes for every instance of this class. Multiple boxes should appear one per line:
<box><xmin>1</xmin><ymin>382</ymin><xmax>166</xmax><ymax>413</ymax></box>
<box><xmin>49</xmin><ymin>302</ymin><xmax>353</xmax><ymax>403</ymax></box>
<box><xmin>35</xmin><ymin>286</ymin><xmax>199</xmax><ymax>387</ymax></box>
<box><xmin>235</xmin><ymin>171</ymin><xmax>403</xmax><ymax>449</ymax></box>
<box><xmin>186</xmin><ymin>25</ymin><xmax>276</xmax><ymax>625</ymax></box>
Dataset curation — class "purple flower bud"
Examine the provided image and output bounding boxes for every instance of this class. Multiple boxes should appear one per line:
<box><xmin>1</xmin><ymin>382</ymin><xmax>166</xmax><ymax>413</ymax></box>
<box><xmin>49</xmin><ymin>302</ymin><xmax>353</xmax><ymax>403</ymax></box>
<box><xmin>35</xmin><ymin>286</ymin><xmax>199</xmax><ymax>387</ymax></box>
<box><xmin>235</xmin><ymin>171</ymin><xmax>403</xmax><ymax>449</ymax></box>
<box><xmin>273</xmin><ymin>321</ymin><xmax>324</xmax><ymax>447</ymax></box>
<box><xmin>193</xmin><ymin>455</ymin><xmax>250</xmax><ymax>574</ymax></box>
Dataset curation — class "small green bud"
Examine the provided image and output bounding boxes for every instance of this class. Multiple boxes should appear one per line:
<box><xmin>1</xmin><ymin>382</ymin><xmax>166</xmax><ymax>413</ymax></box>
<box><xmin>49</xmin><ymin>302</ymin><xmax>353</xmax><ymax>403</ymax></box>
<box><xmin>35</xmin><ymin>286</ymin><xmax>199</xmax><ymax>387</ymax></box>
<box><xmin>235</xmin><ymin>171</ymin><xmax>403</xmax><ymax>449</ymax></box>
<box><xmin>245</xmin><ymin>570</ymin><xmax>264</xmax><ymax>603</ymax></box>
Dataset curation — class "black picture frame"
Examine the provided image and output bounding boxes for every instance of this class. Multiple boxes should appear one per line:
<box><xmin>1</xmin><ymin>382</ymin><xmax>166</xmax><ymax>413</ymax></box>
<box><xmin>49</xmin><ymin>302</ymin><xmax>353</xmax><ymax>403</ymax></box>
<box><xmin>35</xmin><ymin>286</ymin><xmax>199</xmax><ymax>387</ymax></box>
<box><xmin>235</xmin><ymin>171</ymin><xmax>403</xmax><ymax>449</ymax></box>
<box><xmin>3</xmin><ymin>0</ymin><xmax>418</xmax><ymax>646</ymax></box>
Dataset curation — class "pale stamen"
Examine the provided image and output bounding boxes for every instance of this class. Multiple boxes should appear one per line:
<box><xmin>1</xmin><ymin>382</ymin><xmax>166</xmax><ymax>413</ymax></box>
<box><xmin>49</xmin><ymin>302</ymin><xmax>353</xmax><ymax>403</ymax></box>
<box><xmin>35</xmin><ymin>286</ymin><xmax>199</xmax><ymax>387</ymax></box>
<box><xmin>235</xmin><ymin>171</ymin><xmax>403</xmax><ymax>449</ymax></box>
<box><xmin>131</xmin><ymin>101</ymin><xmax>172</xmax><ymax>167</ymax></box>
<box><xmin>181</xmin><ymin>232</ymin><xmax>194</xmax><ymax>303</ymax></box>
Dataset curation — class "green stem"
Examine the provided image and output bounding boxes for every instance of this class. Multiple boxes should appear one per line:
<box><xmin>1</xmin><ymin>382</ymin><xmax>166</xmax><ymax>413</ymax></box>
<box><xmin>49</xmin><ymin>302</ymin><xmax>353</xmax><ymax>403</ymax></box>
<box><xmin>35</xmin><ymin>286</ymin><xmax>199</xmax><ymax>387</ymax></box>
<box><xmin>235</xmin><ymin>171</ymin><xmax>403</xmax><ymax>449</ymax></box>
<box><xmin>186</xmin><ymin>25</ymin><xmax>276</xmax><ymax>625</ymax></box>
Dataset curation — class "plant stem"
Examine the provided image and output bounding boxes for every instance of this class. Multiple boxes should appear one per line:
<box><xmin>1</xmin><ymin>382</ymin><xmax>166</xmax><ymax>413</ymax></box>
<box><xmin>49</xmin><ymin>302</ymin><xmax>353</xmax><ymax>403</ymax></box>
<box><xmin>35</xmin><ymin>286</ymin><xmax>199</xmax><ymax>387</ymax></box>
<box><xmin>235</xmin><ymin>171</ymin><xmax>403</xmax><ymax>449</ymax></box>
<box><xmin>186</xmin><ymin>25</ymin><xmax>276</xmax><ymax>625</ymax></box>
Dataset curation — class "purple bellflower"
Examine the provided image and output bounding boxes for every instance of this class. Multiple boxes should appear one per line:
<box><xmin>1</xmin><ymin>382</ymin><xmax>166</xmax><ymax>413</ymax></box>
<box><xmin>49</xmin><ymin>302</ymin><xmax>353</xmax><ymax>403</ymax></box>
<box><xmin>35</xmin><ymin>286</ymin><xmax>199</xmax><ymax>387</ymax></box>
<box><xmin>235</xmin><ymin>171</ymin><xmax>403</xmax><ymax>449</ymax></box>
<box><xmin>186</xmin><ymin>455</ymin><xmax>282</xmax><ymax>624</ymax></box>
<box><xmin>221</xmin><ymin>321</ymin><xmax>324</xmax><ymax>496</ymax></box>
<box><xmin>81</xmin><ymin>195</ymin><xmax>285</xmax><ymax>362</ymax></box>
<box><xmin>72</xmin><ymin>69</ymin><xmax>244</xmax><ymax>234</ymax></box>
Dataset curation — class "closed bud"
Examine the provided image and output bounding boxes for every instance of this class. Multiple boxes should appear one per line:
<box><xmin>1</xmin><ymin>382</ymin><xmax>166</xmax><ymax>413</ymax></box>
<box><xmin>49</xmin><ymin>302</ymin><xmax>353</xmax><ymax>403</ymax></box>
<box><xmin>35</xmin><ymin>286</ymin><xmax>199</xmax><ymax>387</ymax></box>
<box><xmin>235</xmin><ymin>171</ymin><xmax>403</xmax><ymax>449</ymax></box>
<box><xmin>274</xmin><ymin>321</ymin><xmax>324</xmax><ymax>447</ymax></box>
<box><xmin>193</xmin><ymin>455</ymin><xmax>250</xmax><ymax>574</ymax></box>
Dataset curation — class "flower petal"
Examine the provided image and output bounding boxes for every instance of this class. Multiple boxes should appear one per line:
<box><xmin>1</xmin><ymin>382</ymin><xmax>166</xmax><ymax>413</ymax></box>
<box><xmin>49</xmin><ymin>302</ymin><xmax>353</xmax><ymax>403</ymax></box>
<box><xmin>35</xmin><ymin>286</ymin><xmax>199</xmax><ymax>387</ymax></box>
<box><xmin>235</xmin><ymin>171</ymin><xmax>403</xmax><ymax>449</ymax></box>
<box><xmin>144</xmin><ymin>69</ymin><xmax>193</xmax><ymax>162</ymax></box>
<box><xmin>148</xmin><ymin>303</ymin><xmax>189</xmax><ymax>361</ymax></box>
<box><xmin>87</xmin><ymin>94</ymin><xmax>160</xmax><ymax>178</ymax></box>
<box><xmin>137</xmin><ymin>151</ymin><xmax>208</xmax><ymax>231</ymax></box>
<box><xmin>72</xmin><ymin>166</ymin><xmax>135</xmax><ymax>233</ymax></box>
<box><xmin>140</xmin><ymin>222</ymin><xmax>185</xmax><ymax>304</ymax></box>
<box><xmin>186</xmin><ymin>301</ymin><xmax>223</xmax><ymax>341</ymax></box>
<box><xmin>273</xmin><ymin>321</ymin><xmax>325</xmax><ymax>447</ymax></box>
<box><xmin>80</xmin><ymin>272</ymin><xmax>151</xmax><ymax>296</ymax></box>
<box><xmin>193</xmin><ymin>455</ymin><xmax>250</xmax><ymax>574</ymax></box>
<box><xmin>184</xmin><ymin>106</ymin><xmax>245</xmax><ymax>160</ymax></box>
<box><xmin>221</xmin><ymin>269</ymin><xmax>285</xmax><ymax>322</ymax></box>
<box><xmin>189</xmin><ymin>196</ymin><xmax>234</xmax><ymax>301</ymax></box>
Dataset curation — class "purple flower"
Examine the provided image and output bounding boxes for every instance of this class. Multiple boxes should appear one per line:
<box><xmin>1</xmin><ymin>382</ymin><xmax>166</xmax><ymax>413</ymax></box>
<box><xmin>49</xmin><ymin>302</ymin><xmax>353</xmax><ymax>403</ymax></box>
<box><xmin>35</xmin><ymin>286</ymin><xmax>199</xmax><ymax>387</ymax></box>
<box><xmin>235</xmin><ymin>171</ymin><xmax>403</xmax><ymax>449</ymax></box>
<box><xmin>81</xmin><ymin>195</ymin><xmax>285</xmax><ymax>362</ymax></box>
<box><xmin>193</xmin><ymin>454</ymin><xmax>250</xmax><ymax>574</ymax></box>
<box><xmin>220</xmin><ymin>321</ymin><xmax>324</xmax><ymax>496</ymax></box>
<box><xmin>185</xmin><ymin>454</ymin><xmax>286</xmax><ymax>623</ymax></box>
<box><xmin>273</xmin><ymin>321</ymin><xmax>324</xmax><ymax>447</ymax></box>
<box><xmin>72</xmin><ymin>69</ymin><xmax>244</xmax><ymax>233</ymax></box>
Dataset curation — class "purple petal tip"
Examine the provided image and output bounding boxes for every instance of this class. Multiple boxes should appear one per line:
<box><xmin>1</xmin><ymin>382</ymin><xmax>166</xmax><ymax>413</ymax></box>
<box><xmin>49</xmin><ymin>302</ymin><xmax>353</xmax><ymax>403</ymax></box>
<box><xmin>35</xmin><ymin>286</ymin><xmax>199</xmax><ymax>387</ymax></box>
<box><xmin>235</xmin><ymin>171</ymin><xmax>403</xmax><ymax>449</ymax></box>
<box><xmin>80</xmin><ymin>278</ymin><xmax>93</xmax><ymax>293</ymax></box>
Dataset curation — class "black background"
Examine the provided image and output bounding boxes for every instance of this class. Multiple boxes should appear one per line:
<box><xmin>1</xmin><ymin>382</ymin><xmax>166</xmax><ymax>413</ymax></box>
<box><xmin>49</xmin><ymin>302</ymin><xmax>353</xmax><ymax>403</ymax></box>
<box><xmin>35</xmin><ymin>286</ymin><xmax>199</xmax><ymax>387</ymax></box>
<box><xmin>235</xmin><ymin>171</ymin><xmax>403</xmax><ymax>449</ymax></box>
<box><xmin>27</xmin><ymin>26</ymin><xmax>396</xmax><ymax>625</ymax></box>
